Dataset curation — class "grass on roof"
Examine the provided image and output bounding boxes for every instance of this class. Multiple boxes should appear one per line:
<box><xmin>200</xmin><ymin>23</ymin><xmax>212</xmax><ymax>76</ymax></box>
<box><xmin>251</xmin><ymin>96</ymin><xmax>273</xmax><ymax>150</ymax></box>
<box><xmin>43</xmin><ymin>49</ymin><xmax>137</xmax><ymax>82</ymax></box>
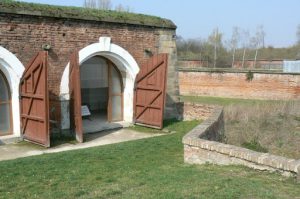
<box><xmin>0</xmin><ymin>0</ymin><xmax>176</xmax><ymax>28</ymax></box>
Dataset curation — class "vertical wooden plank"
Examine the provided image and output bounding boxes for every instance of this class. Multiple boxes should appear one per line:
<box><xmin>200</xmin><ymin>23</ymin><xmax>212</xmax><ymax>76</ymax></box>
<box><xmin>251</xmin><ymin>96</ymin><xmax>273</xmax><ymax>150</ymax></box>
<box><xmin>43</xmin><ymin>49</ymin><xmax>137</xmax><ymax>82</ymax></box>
<box><xmin>69</xmin><ymin>50</ymin><xmax>83</xmax><ymax>143</ymax></box>
<box><xmin>134</xmin><ymin>54</ymin><xmax>168</xmax><ymax>129</ymax></box>
<box><xmin>20</xmin><ymin>51</ymin><xmax>50</xmax><ymax>147</ymax></box>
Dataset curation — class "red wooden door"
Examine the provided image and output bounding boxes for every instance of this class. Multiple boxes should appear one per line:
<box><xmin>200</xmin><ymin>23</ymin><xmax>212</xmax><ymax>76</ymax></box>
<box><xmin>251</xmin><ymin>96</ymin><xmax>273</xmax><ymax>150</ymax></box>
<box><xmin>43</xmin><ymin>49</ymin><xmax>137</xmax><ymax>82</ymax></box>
<box><xmin>69</xmin><ymin>50</ymin><xmax>83</xmax><ymax>143</ymax></box>
<box><xmin>134</xmin><ymin>54</ymin><xmax>168</xmax><ymax>129</ymax></box>
<box><xmin>20</xmin><ymin>51</ymin><xmax>50</xmax><ymax>147</ymax></box>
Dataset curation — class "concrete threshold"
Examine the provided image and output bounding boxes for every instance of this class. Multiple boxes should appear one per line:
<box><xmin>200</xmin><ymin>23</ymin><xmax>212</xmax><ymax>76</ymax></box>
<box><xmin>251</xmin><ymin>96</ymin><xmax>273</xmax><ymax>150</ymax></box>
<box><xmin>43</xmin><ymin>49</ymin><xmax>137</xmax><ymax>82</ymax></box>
<box><xmin>0</xmin><ymin>135</ymin><xmax>21</xmax><ymax>145</ymax></box>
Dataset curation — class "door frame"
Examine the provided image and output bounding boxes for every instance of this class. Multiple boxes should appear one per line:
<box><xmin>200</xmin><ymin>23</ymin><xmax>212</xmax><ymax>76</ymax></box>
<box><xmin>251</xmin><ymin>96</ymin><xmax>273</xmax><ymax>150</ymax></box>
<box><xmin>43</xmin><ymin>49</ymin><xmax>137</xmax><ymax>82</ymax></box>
<box><xmin>69</xmin><ymin>50</ymin><xmax>83</xmax><ymax>143</ymax></box>
<box><xmin>60</xmin><ymin>37</ymin><xmax>140</xmax><ymax>130</ymax></box>
<box><xmin>106</xmin><ymin>59</ymin><xmax>124</xmax><ymax>122</ymax></box>
<box><xmin>0</xmin><ymin>70</ymin><xmax>13</xmax><ymax>136</ymax></box>
<box><xmin>0</xmin><ymin>46</ymin><xmax>25</xmax><ymax>137</ymax></box>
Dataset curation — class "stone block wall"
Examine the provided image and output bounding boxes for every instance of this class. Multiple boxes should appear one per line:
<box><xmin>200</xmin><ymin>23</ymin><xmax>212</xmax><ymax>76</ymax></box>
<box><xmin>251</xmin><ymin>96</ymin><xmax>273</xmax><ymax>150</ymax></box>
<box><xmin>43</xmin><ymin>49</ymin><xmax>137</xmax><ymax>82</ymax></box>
<box><xmin>157</xmin><ymin>30</ymin><xmax>179</xmax><ymax>119</ymax></box>
<box><xmin>182</xmin><ymin>105</ymin><xmax>300</xmax><ymax>179</ymax></box>
<box><xmin>176</xmin><ymin>102</ymin><xmax>215</xmax><ymax>121</ymax></box>
<box><xmin>179</xmin><ymin>70</ymin><xmax>300</xmax><ymax>100</ymax></box>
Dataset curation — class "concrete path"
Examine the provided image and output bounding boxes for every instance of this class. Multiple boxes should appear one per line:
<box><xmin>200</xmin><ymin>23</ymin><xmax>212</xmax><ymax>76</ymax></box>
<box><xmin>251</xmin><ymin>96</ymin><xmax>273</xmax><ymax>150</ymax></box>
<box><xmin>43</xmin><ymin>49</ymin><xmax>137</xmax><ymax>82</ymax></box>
<box><xmin>0</xmin><ymin>129</ymin><xmax>163</xmax><ymax>162</ymax></box>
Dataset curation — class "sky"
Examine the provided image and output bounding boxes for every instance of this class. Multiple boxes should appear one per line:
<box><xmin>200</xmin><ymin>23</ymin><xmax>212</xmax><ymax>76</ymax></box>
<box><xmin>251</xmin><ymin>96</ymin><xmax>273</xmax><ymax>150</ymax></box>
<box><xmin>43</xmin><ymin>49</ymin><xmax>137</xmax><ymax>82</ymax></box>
<box><xmin>18</xmin><ymin>0</ymin><xmax>300</xmax><ymax>47</ymax></box>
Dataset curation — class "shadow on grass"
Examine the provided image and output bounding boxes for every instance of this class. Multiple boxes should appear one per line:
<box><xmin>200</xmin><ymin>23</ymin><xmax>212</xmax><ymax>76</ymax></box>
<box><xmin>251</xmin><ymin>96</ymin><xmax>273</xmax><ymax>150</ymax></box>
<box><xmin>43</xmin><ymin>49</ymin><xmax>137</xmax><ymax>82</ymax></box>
<box><xmin>50</xmin><ymin>119</ymin><xmax>191</xmax><ymax>147</ymax></box>
<box><xmin>16</xmin><ymin>141</ymin><xmax>45</xmax><ymax>150</ymax></box>
<box><xmin>127</xmin><ymin>119</ymin><xmax>183</xmax><ymax>134</ymax></box>
<box><xmin>50</xmin><ymin>133</ymin><xmax>77</xmax><ymax>147</ymax></box>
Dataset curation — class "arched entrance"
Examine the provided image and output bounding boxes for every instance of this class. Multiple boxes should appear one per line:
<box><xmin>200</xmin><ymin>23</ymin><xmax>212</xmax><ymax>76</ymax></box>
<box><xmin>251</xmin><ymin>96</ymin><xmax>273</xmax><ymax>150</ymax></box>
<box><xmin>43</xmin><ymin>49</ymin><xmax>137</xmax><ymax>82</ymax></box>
<box><xmin>80</xmin><ymin>56</ymin><xmax>124</xmax><ymax>132</ymax></box>
<box><xmin>0</xmin><ymin>71</ymin><xmax>12</xmax><ymax>135</ymax></box>
<box><xmin>0</xmin><ymin>46</ymin><xmax>25</xmax><ymax>137</ymax></box>
<box><xmin>60</xmin><ymin>37</ymin><xmax>140</xmax><ymax>130</ymax></box>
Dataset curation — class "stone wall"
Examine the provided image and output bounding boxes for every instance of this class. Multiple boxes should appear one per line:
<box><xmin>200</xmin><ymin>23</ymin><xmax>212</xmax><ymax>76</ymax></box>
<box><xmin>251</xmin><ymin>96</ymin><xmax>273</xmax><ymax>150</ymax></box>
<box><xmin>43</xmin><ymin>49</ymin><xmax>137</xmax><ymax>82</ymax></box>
<box><xmin>0</xmin><ymin>7</ymin><xmax>179</xmax><ymax>123</ymax></box>
<box><xmin>157</xmin><ymin>30</ymin><xmax>179</xmax><ymax>119</ymax></box>
<box><xmin>176</xmin><ymin>102</ymin><xmax>215</xmax><ymax>121</ymax></box>
<box><xmin>179</xmin><ymin>69</ymin><xmax>300</xmax><ymax>100</ymax></box>
<box><xmin>182</xmin><ymin>106</ymin><xmax>300</xmax><ymax>179</ymax></box>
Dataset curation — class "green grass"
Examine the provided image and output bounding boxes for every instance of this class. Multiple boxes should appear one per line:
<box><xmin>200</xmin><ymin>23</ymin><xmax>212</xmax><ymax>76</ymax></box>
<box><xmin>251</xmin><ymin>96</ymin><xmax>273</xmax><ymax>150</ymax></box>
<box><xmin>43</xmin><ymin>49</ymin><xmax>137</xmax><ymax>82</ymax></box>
<box><xmin>127</xmin><ymin>119</ymin><xmax>178</xmax><ymax>134</ymax></box>
<box><xmin>0</xmin><ymin>1</ymin><xmax>175</xmax><ymax>28</ymax></box>
<box><xmin>180</xmin><ymin>95</ymin><xmax>298</xmax><ymax>107</ymax></box>
<box><xmin>241</xmin><ymin>139</ymin><xmax>268</xmax><ymax>153</ymax></box>
<box><xmin>0</xmin><ymin>120</ymin><xmax>299</xmax><ymax>198</ymax></box>
<box><xmin>15</xmin><ymin>141</ymin><xmax>46</xmax><ymax>150</ymax></box>
<box><xmin>180</xmin><ymin>95</ymin><xmax>272</xmax><ymax>106</ymax></box>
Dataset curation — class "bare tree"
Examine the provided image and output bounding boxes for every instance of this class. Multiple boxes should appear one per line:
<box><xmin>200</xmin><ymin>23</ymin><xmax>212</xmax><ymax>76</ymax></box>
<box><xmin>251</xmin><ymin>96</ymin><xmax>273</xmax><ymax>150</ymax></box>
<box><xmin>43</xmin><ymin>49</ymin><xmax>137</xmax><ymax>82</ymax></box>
<box><xmin>252</xmin><ymin>25</ymin><xmax>265</xmax><ymax>68</ymax></box>
<box><xmin>115</xmin><ymin>4</ymin><xmax>132</xmax><ymax>12</ymax></box>
<box><xmin>297</xmin><ymin>24</ymin><xmax>300</xmax><ymax>44</ymax></box>
<box><xmin>99</xmin><ymin>0</ymin><xmax>112</xmax><ymax>10</ymax></box>
<box><xmin>84</xmin><ymin>0</ymin><xmax>96</xmax><ymax>8</ymax></box>
<box><xmin>115</xmin><ymin>4</ymin><xmax>125</xmax><ymax>12</ymax></box>
<box><xmin>83</xmin><ymin>0</ymin><xmax>112</xmax><ymax>10</ymax></box>
<box><xmin>241</xmin><ymin>30</ymin><xmax>250</xmax><ymax>68</ymax></box>
<box><xmin>229</xmin><ymin>27</ymin><xmax>240</xmax><ymax>68</ymax></box>
<box><xmin>208</xmin><ymin>28</ymin><xmax>222</xmax><ymax>68</ymax></box>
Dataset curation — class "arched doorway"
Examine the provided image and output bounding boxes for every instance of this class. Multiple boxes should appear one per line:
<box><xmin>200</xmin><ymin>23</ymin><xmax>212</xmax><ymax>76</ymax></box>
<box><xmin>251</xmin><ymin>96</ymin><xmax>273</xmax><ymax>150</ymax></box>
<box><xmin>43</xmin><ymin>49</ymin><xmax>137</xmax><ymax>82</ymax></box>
<box><xmin>0</xmin><ymin>71</ymin><xmax>12</xmax><ymax>135</ymax></box>
<box><xmin>60</xmin><ymin>37</ymin><xmax>140</xmax><ymax>130</ymax></box>
<box><xmin>80</xmin><ymin>56</ymin><xmax>123</xmax><ymax>132</ymax></box>
<box><xmin>0</xmin><ymin>46</ymin><xmax>25</xmax><ymax>137</ymax></box>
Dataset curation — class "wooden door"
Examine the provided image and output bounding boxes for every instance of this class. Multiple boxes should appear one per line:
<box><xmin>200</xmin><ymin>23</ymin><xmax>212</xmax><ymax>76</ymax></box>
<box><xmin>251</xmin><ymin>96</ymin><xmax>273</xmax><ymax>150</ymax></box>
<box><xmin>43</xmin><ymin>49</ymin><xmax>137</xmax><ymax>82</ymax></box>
<box><xmin>134</xmin><ymin>54</ymin><xmax>168</xmax><ymax>129</ymax></box>
<box><xmin>20</xmin><ymin>51</ymin><xmax>50</xmax><ymax>147</ymax></box>
<box><xmin>69</xmin><ymin>50</ymin><xmax>83</xmax><ymax>143</ymax></box>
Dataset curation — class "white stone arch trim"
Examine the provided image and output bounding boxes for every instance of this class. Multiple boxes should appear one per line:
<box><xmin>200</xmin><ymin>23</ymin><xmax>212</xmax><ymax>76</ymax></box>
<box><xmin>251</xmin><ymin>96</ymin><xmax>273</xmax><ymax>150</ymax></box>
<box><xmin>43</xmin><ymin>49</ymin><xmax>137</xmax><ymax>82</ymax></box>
<box><xmin>0</xmin><ymin>46</ymin><xmax>25</xmax><ymax>136</ymax></box>
<box><xmin>60</xmin><ymin>37</ymin><xmax>140</xmax><ymax>129</ymax></box>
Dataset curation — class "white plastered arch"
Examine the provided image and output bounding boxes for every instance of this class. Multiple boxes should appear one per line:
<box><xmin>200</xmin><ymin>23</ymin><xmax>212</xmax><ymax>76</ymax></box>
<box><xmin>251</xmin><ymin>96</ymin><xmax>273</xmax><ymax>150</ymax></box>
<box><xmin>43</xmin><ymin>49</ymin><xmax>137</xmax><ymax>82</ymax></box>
<box><xmin>60</xmin><ymin>37</ymin><xmax>140</xmax><ymax>129</ymax></box>
<box><xmin>0</xmin><ymin>46</ymin><xmax>25</xmax><ymax>136</ymax></box>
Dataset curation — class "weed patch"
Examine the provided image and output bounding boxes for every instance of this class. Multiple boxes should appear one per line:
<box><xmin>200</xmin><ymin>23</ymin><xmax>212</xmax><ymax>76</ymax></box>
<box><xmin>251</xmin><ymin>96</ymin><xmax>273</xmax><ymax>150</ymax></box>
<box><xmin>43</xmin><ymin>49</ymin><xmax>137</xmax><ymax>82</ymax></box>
<box><xmin>241</xmin><ymin>139</ymin><xmax>268</xmax><ymax>153</ymax></box>
<box><xmin>182</xmin><ymin>95</ymin><xmax>300</xmax><ymax>159</ymax></box>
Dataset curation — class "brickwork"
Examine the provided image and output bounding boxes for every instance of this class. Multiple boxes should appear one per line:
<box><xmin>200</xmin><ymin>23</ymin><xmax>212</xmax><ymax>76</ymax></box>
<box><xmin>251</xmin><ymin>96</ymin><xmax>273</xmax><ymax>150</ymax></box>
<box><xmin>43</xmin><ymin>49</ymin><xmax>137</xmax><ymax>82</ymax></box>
<box><xmin>179</xmin><ymin>70</ymin><xmax>300</xmax><ymax>100</ymax></box>
<box><xmin>1</xmin><ymin>13</ymin><xmax>160</xmax><ymax>97</ymax></box>
<box><xmin>182</xmin><ymin>105</ymin><xmax>300</xmax><ymax>179</ymax></box>
<box><xmin>176</xmin><ymin>102</ymin><xmax>215</xmax><ymax>121</ymax></box>
<box><xmin>0</xmin><ymin>10</ymin><xmax>179</xmax><ymax>122</ymax></box>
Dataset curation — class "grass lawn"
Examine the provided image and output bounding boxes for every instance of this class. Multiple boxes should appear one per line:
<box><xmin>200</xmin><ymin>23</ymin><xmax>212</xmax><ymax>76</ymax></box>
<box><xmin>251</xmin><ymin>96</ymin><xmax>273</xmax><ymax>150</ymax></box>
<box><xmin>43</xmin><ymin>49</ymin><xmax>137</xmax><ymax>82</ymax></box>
<box><xmin>180</xmin><ymin>95</ymin><xmax>284</xmax><ymax>106</ymax></box>
<box><xmin>0</xmin><ymin>120</ymin><xmax>299</xmax><ymax>198</ymax></box>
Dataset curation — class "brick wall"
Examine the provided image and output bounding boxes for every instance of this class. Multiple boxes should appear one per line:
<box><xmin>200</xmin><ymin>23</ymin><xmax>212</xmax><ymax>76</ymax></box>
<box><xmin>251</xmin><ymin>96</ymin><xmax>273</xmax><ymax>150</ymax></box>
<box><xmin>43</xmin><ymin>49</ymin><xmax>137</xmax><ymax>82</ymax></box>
<box><xmin>1</xmin><ymin>13</ymin><xmax>161</xmax><ymax>97</ymax></box>
<box><xmin>179</xmin><ymin>70</ymin><xmax>300</xmax><ymax>100</ymax></box>
<box><xmin>0</xmin><ymin>12</ymin><xmax>179</xmax><ymax>120</ymax></box>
